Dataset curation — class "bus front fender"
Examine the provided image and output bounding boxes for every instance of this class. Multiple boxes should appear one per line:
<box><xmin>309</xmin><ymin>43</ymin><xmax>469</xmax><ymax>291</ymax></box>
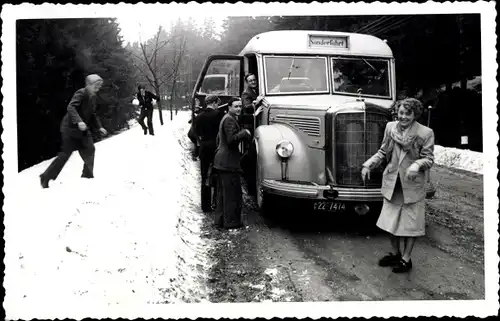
<box><xmin>254</xmin><ymin>124</ymin><xmax>313</xmax><ymax>183</ymax></box>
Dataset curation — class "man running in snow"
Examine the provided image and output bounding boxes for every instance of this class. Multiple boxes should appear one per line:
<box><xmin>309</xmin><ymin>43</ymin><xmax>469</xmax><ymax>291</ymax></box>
<box><xmin>137</xmin><ymin>84</ymin><xmax>160</xmax><ymax>135</ymax></box>
<box><xmin>39</xmin><ymin>74</ymin><xmax>108</xmax><ymax>188</ymax></box>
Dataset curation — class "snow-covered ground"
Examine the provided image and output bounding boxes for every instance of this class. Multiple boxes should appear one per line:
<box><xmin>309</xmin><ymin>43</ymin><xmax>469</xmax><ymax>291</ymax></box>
<box><xmin>4</xmin><ymin>111</ymin><xmax>213</xmax><ymax>318</ymax></box>
<box><xmin>434</xmin><ymin>145</ymin><xmax>483</xmax><ymax>174</ymax></box>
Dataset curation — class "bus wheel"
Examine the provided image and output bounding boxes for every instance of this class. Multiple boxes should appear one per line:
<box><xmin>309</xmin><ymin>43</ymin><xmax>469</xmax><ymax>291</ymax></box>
<box><xmin>256</xmin><ymin>164</ymin><xmax>276</xmax><ymax>220</ymax></box>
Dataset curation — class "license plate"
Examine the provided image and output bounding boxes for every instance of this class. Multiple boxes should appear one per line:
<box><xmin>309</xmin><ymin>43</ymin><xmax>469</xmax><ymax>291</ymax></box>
<box><xmin>313</xmin><ymin>201</ymin><xmax>346</xmax><ymax>212</ymax></box>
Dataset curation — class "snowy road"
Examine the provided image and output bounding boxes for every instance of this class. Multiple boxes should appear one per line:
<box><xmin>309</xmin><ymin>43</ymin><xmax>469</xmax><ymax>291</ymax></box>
<box><xmin>5</xmin><ymin>111</ymin><xmax>214</xmax><ymax>317</ymax></box>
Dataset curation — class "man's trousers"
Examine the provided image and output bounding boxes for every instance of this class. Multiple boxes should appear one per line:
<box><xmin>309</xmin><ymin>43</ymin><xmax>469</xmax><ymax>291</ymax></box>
<box><xmin>43</xmin><ymin>131</ymin><xmax>95</xmax><ymax>180</ymax></box>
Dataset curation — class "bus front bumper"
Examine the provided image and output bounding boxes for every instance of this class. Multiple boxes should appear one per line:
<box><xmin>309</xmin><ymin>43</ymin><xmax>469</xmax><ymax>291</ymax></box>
<box><xmin>261</xmin><ymin>179</ymin><xmax>383</xmax><ymax>202</ymax></box>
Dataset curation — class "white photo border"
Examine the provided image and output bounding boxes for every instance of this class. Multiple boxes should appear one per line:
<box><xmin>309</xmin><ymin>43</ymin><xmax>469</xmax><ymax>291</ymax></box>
<box><xmin>2</xmin><ymin>1</ymin><xmax>498</xmax><ymax>319</ymax></box>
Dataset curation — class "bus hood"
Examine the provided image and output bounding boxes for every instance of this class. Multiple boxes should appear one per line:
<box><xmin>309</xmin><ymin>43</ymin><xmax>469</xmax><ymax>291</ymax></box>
<box><xmin>263</xmin><ymin>94</ymin><xmax>393</xmax><ymax>111</ymax></box>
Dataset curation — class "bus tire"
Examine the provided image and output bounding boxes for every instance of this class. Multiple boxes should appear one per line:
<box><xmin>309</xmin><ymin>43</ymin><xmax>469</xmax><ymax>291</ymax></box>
<box><xmin>256</xmin><ymin>165</ymin><xmax>278</xmax><ymax>220</ymax></box>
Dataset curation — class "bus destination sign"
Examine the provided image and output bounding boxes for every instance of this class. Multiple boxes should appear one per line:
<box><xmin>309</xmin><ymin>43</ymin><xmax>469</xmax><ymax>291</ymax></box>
<box><xmin>308</xmin><ymin>35</ymin><xmax>349</xmax><ymax>49</ymax></box>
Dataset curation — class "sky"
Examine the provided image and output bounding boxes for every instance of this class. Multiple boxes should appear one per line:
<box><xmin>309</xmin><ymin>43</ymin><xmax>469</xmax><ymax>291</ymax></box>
<box><xmin>116</xmin><ymin>11</ymin><xmax>225</xmax><ymax>44</ymax></box>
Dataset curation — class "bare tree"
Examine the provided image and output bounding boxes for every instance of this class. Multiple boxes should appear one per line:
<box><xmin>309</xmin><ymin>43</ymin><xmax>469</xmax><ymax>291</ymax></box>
<box><xmin>132</xmin><ymin>25</ymin><xmax>185</xmax><ymax>125</ymax></box>
<box><xmin>168</xmin><ymin>34</ymin><xmax>187</xmax><ymax>121</ymax></box>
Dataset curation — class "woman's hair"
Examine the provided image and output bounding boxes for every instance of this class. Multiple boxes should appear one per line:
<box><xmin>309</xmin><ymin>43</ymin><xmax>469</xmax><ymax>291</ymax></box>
<box><xmin>396</xmin><ymin>97</ymin><xmax>424</xmax><ymax>119</ymax></box>
<box><xmin>138</xmin><ymin>84</ymin><xmax>145</xmax><ymax>90</ymax></box>
<box><xmin>244</xmin><ymin>73</ymin><xmax>255</xmax><ymax>82</ymax></box>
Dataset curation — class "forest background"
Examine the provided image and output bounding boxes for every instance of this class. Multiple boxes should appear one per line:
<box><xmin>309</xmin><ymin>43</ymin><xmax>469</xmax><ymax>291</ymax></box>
<box><xmin>16</xmin><ymin>14</ymin><xmax>481</xmax><ymax>171</ymax></box>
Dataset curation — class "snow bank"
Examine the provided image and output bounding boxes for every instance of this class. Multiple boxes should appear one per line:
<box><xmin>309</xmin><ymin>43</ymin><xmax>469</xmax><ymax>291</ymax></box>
<box><xmin>127</xmin><ymin>118</ymin><xmax>138</xmax><ymax>127</ymax></box>
<box><xmin>434</xmin><ymin>145</ymin><xmax>483</xmax><ymax>174</ymax></box>
<box><xmin>4</xmin><ymin>111</ymin><xmax>213</xmax><ymax>318</ymax></box>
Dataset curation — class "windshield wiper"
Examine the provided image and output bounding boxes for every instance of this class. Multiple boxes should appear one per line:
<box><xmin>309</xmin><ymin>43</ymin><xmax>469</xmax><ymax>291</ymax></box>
<box><xmin>287</xmin><ymin>57</ymin><xmax>295</xmax><ymax>79</ymax></box>
<box><xmin>362</xmin><ymin>58</ymin><xmax>379</xmax><ymax>74</ymax></box>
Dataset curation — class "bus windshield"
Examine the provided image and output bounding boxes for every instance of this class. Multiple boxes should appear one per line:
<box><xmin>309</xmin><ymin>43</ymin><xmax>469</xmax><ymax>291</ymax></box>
<box><xmin>332</xmin><ymin>57</ymin><xmax>391</xmax><ymax>98</ymax></box>
<box><xmin>264</xmin><ymin>56</ymin><xmax>328</xmax><ymax>94</ymax></box>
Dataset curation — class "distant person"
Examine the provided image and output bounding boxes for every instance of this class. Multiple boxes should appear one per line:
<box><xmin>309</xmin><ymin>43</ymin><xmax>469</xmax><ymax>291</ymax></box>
<box><xmin>213</xmin><ymin>98</ymin><xmax>251</xmax><ymax>229</ymax></box>
<box><xmin>193</xmin><ymin>94</ymin><xmax>227</xmax><ymax>212</ymax></box>
<box><xmin>137</xmin><ymin>84</ymin><xmax>159</xmax><ymax>136</ymax></box>
<box><xmin>361</xmin><ymin>98</ymin><xmax>435</xmax><ymax>273</ymax></box>
<box><xmin>39</xmin><ymin>74</ymin><xmax>108</xmax><ymax>188</ymax></box>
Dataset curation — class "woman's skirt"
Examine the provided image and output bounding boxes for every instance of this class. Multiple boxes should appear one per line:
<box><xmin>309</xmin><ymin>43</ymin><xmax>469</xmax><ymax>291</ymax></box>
<box><xmin>376</xmin><ymin>176</ymin><xmax>426</xmax><ymax>237</ymax></box>
<box><xmin>214</xmin><ymin>170</ymin><xmax>243</xmax><ymax>229</ymax></box>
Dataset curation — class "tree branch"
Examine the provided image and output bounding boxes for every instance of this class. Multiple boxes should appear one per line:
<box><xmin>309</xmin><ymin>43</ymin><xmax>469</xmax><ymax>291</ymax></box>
<box><xmin>145</xmin><ymin>75</ymin><xmax>154</xmax><ymax>87</ymax></box>
<box><xmin>140</xmin><ymin>42</ymin><xmax>155</xmax><ymax>69</ymax></box>
<box><xmin>133</xmin><ymin>62</ymin><xmax>150</xmax><ymax>79</ymax></box>
<box><xmin>130</xmin><ymin>50</ymin><xmax>147</xmax><ymax>64</ymax></box>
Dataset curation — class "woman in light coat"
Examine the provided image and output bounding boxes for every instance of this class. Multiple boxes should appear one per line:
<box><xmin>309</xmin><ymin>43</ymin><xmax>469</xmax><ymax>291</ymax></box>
<box><xmin>361</xmin><ymin>98</ymin><xmax>435</xmax><ymax>273</ymax></box>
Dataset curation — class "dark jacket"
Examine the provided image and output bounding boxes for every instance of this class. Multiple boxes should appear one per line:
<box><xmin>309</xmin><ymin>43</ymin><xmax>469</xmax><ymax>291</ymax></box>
<box><xmin>241</xmin><ymin>86</ymin><xmax>260</xmax><ymax>128</ymax></box>
<box><xmin>193</xmin><ymin>107</ymin><xmax>226</xmax><ymax>143</ymax></box>
<box><xmin>138</xmin><ymin>90</ymin><xmax>159</xmax><ymax>110</ymax></box>
<box><xmin>213</xmin><ymin>113</ymin><xmax>251</xmax><ymax>172</ymax></box>
<box><xmin>61</xmin><ymin>88</ymin><xmax>102</xmax><ymax>136</ymax></box>
<box><xmin>188</xmin><ymin>107</ymin><xmax>207</xmax><ymax>143</ymax></box>
<box><xmin>241</xmin><ymin>86</ymin><xmax>258</xmax><ymax>113</ymax></box>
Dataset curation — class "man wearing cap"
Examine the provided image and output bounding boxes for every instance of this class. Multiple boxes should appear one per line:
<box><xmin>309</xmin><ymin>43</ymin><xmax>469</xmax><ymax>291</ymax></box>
<box><xmin>193</xmin><ymin>94</ymin><xmax>227</xmax><ymax>212</ymax></box>
<box><xmin>137</xmin><ymin>85</ymin><xmax>160</xmax><ymax>135</ymax></box>
<box><xmin>39</xmin><ymin>74</ymin><xmax>108</xmax><ymax>188</ymax></box>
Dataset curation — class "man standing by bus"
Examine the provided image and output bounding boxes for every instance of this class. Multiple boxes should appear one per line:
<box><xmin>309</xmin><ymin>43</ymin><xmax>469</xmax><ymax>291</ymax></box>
<box><xmin>193</xmin><ymin>94</ymin><xmax>227</xmax><ymax>212</ymax></box>
<box><xmin>188</xmin><ymin>97</ymin><xmax>203</xmax><ymax>159</ymax></box>
<box><xmin>137</xmin><ymin>84</ymin><xmax>160</xmax><ymax>136</ymax></box>
<box><xmin>240</xmin><ymin>73</ymin><xmax>263</xmax><ymax>196</ymax></box>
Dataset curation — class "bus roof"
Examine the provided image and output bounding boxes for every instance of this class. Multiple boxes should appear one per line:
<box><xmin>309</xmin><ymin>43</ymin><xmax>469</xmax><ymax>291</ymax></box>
<box><xmin>239</xmin><ymin>30</ymin><xmax>393</xmax><ymax>58</ymax></box>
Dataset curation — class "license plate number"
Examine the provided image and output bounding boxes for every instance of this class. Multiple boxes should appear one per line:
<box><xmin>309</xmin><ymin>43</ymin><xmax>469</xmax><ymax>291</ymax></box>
<box><xmin>313</xmin><ymin>201</ymin><xmax>346</xmax><ymax>212</ymax></box>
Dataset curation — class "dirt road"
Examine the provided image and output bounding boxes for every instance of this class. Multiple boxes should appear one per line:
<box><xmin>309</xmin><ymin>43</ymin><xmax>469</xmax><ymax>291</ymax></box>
<box><xmin>206</xmin><ymin>165</ymin><xmax>484</xmax><ymax>302</ymax></box>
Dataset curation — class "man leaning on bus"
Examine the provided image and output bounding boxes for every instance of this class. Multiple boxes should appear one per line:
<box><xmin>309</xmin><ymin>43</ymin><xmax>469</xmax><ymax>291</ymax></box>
<box><xmin>241</xmin><ymin>73</ymin><xmax>264</xmax><ymax>133</ymax></box>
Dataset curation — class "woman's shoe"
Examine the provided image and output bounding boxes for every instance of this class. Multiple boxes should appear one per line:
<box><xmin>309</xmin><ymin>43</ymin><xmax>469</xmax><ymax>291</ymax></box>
<box><xmin>392</xmin><ymin>258</ymin><xmax>413</xmax><ymax>273</ymax></box>
<box><xmin>378</xmin><ymin>252</ymin><xmax>402</xmax><ymax>267</ymax></box>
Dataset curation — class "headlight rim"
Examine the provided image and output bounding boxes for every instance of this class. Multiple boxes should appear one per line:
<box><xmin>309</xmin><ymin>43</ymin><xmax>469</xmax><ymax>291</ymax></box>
<box><xmin>275</xmin><ymin>140</ymin><xmax>294</xmax><ymax>159</ymax></box>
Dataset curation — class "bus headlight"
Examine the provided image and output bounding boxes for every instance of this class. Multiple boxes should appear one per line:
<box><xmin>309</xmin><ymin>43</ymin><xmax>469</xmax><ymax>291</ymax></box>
<box><xmin>276</xmin><ymin>140</ymin><xmax>294</xmax><ymax>159</ymax></box>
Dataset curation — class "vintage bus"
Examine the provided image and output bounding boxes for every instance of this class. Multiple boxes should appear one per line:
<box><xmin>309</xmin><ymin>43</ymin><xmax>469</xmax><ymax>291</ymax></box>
<box><xmin>191</xmin><ymin>30</ymin><xmax>395</xmax><ymax>217</ymax></box>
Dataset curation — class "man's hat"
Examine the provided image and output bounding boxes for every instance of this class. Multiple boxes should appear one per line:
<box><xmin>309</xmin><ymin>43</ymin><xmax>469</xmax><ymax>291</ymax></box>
<box><xmin>205</xmin><ymin>94</ymin><xmax>219</xmax><ymax>105</ymax></box>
